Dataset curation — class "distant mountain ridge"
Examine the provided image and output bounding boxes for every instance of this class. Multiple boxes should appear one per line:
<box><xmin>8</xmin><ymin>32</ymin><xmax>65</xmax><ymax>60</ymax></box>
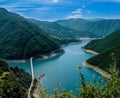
<box><xmin>0</xmin><ymin>8</ymin><xmax>61</xmax><ymax>59</ymax></box>
<box><xmin>56</xmin><ymin>18</ymin><xmax>120</xmax><ymax>37</ymax></box>
<box><xmin>29</xmin><ymin>19</ymin><xmax>93</xmax><ymax>38</ymax></box>
<box><xmin>30</xmin><ymin>18</ymin><xmax>120</xmax><ymax>38</ymax></box>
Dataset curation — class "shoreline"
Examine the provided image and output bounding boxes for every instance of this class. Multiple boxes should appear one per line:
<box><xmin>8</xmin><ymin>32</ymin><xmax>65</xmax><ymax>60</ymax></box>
<box><xmin>33</xmin><ymin>73</ymin><xmax>45</xmax><ymax>98</ymax></box>
<box><xmin>62</xmin><ymin>42</ymin><xmax>82</xmax><ymax>47</ymax></box>
<box><xmin>6</xmin><ymin>49</ymin><xmax>64</xmax><ymax>63</ymax></box>
<box><xmin>83</xmin><ymin>61</ymin><xmax>111</xmax><ymax>78</ymax></box>
<box><xmin>80</xmin><ymin>37</ymin><xmax>101</xmax><ymax>40</ymax></box>
<box><xmin>82</xmin><ymin>48</ymin><xmax>99</xmax><ymax>55</ymax></box>
<box><xmin>33</xmin><ymin>50</ymin><xmax>64</xmax><ymax>61</ymax></box>
<box><xmin>6</xmin><ymin>41</ymin><xmax>82</xmax><ymax>63</ymax></box>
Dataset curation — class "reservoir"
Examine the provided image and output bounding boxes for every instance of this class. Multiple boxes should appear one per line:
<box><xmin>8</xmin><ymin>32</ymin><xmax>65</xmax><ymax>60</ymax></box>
<box><xmin>9</xmin><ymin>40</ymin><xmax>104</xmax><ymax>93</ymax></box>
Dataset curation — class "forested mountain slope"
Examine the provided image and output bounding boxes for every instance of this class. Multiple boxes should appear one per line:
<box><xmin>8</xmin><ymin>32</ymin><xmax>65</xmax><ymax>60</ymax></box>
<box><xmin>84</xmin><ymin>30</ymin><xmax>120</xmax><ymax>74</ymax></box>
<box><xmin>29</xmin><ymin>19</ymin><xmax>93</xmax><ymax>38</ymax></box>
<box><xmin>84</xmin><ymin>30</ymin><xmax>120</xmax><ymax>53</ymax></box>
<box><xmin>86</xmin><ymin>45</ymin><xmax>120</xmax><ymax>72</ymax></box>
<box><xmin>0</xmin><ymin>8</ymin><xmax>61</xmax><ymax>59</ymax></box>
<box><xmin>57</xmin><ymin>19</ymin><xmax>120</xmax><ymax>37</ymax></box>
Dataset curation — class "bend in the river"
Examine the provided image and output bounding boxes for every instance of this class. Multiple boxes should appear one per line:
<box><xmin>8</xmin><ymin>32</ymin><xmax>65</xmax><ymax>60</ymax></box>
<box><xmin>9</xmin><ymin>40</ymin><xmax>105</xmax><ymax>93</ymax></box>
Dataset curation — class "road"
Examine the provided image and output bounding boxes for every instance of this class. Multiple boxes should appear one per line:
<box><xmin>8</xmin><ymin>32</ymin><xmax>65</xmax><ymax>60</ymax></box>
<box><xmin>28</xmin><ymin>57</ymin><xmax>34</xmax><ymax>98</ymax></box>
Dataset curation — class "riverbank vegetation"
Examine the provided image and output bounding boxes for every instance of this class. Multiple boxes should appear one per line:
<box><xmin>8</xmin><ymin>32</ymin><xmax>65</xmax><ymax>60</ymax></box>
<box><xmin>0</xmin><ymin>59</ymin><xmax>31</xmax><ymax>98</ymax></box>
<box><xmin>84</xmin><ymin>30</ymin><xmax>120</xmax><ymax>75</ymax></box>
<box><xmin>0</xmin><ymin>59</ymin><xmax>120</xmax><ymax>98</ymax></box>
<box><xmin>86</xmin><ymin>46</ymin><xmax>120</xmax><ymax>74</ymax></box>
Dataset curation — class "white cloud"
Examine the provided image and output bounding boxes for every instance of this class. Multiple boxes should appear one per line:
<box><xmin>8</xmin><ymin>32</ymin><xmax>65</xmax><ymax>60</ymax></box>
<box><xmin>72</xmin><ymin>8</ymin><xmax>82</xmax><ymax>14</ymax></box>
<box><xmin>10</xmin><ymin>0</ymin><xmax>60</xmax><ymax>4</ymax></box>
<box><xmin>66</xmin><ymin>8</ymin><xmax>83</xmax><ymax>19</ymax></box>
<box><xmin>66</xmin><ymin>14</ymin><xmax>82</xmax><ymax>19</ymax></box>
<box><xmin>11</xmin><ymin>7</ymin><xmax>51</xmax><ymax>15</ymax></box>
<box><xmin>32</xmin><ymin>0</ymin><xmax>60</xmax><ymax>3</ymax></box>
<box><xmin>72</xmin><ymin>10</ymin><xmax>81</xmax><ymax>14</ymax></box>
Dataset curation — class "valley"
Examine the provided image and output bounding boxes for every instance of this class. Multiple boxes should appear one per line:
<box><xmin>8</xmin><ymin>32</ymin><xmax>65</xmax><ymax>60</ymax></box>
<box><xmin>0</xmin><ymin>3</ymin><xmax>120</xmax><ymax>97</ymax></box>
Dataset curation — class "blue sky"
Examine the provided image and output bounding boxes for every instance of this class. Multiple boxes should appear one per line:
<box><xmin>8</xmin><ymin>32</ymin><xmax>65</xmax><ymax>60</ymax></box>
<box><xmin>0</xmin><ymin>0</ymin><xmax>120</xmax><ymax>21</ymax></box>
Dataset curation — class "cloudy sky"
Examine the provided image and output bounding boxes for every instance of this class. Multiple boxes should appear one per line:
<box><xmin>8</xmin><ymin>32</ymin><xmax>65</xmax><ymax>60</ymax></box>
<box><xmin>0</xmin><ymin>0</ymin><xmax>120</xmax><ymax>21</ymax></box>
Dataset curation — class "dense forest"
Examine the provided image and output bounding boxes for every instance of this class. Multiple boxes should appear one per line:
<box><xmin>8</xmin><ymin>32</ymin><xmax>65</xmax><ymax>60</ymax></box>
<box><xmin>83</xmin><ymin>29</ymin><xmax>120</xmax><ymax>77</ymax></box>
<box><xmin>0</xmin><ymin>59</ymin><xmax>31</xmax><ymax>98</ymax></box>
<box><xmin>57</xmin><ymin>18</ymin><xmax>120</xmax><ymax>38</ymax></box>
<box><xmin>84</xmin><ymin>30</ymin><xmax>120</xmax><ymax>53</ymax></box>
<box><xmin>0</xmin><ymin>8</ymin><xmax>61</xmax><ymax>59</ymax></box>
<box><xmin>86</xmin><ymin>45</ymin><xmax>120</xmax><ymax>73</ymax></box>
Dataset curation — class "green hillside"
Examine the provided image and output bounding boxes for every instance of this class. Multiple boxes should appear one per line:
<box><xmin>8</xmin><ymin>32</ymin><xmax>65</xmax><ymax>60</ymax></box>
<box><xmin>86</xmin><ymin>45</ymin><xmax>120</xmax><ymax>73</ymax></box>
<box><xmin>84</xmin><ymin>30</ymin><xmax>120</xmax><ymax>74</ymax></box>
<box><xmin>57</xmin><ymin>19</ymin><xmax>91</xmax><ymax>31</ymax></box>
<box><xmin>29</xmin><ymin>19</ymin><xmax>94</xmax><ymax>38</ymax></box>
<box><xmin>0</xmin><ymin>8</ymin><xmax>61</xmax><ymax>59</ymax></box>
<box><xmin>0</xmin><ymin>59</ymin><xmax>31</xmax><ymax>97</ymax></box>
<box><xmin>84</xmin><ymin>30</ymin><xmax>120</xmax><ymax>53</ymax></box>
<box><xmin>57</xmin><ymin>19</ymin><xmax>120</xmax><ymax>37</ymax></box>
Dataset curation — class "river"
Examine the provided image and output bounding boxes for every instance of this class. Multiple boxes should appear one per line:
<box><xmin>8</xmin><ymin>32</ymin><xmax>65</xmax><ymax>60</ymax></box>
<box><xmin>9</xmin><ymin>40</ymin><xmax>104</xmax><ymax>93</ymax></box>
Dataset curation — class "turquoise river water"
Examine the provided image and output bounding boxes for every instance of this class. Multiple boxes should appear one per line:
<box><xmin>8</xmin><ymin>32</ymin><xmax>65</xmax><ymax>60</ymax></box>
<box><xmin>9</xmin><ymin>40</ymin><xmax>104</xmax><ymax>93</ymax></box>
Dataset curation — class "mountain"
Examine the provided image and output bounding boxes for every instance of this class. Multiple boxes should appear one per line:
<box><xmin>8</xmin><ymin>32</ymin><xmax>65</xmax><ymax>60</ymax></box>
<box><xmin>0</xmin><ymin>59</ymin><xmax>31</xmax><ymax>97</ymax></box>
<box><xmin>86</xmin><ymin>45</ymin><xmax>120</xmax><ymax>73</ymax></box>
<box><xmin>84</xmin><ymin>30</ymin><xmax>120</xmax><ymax>53</ymax></box>
<box><xmin>0</xmin><ymin>8</ymin><xmax>61</xmax><ymax>59</ymax></box>
<box><xmin>57</xmin><ymin>19</ymin><xmax>91</xmax><ymax>31</ymax></box>
<box><xmin>84</xmin><ymin>30</ymin><xmax>120</xmax><ymax>74</ymax></box>
<box><xmin>57</xmin><ymin>18</ymin><xmax>120</xmax><ymax>38</ymax></box>
<box><xmin>29</xmin><ymin>19</ymin><xmax>78</xmax><ymax>38</ymax></box>
<box><xmin>29</xmin><ymin>19</ymin><xmax>94</xmax><ymax>38</ymax></box>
